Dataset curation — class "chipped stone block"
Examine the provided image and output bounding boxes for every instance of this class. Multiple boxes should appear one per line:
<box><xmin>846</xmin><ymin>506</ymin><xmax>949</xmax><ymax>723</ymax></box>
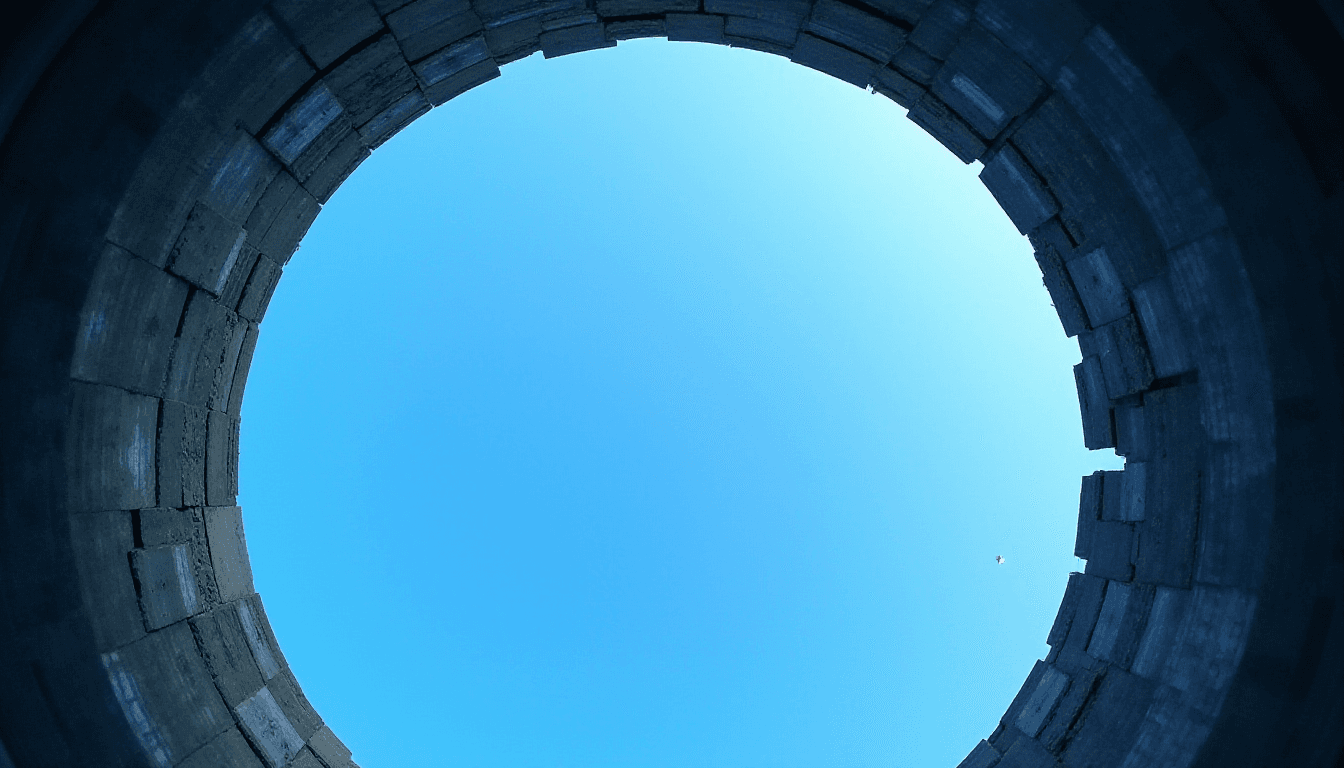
<box><xmin>596</xmin><ymin>0</ymin><xmax>696</xmax><ymax>14</ymax></box>
<box><xmin>891</xmin><ymin>41</ymin><xmax>940</xmax><ymax>83</ymax></box>
<box><xmin>1075</xmin><ymin>471</ymin><xmax>1102</xmax><ymax>559</ymax></box>
<box><xmin>872</xmin><ymin>65</ymin><xmax>924</xmax><ymax>106</ymax></box>
<box><xmin>269</xmin><ymin>669</ymin><xmax>323</xmax><ymax>742</ymax></box>
<box><xmin>1061</xmin><ymin>667</ymin><xmax>1157</xmax><ymax>767</ymax></box>
<box><xmin>170</xmin><ymin>202</ymin><xmax>248</xmax><ymax>297</ymax></box>
<box><xmin>1047</xmin><ymin>572</ymin><xmax>1107</xmax><ymax>673</ymax></box>
<box><xmin>791</xmin><ymin>32</ymin><xmax>878</xmax><ymax>88</ymax></box>
<box><xmin>201</xmin><ymin>132</ymin><xmax>282</xmax><ymax>226</ymax></box>
<box><xmin>238</xmin><ymin>597</ymin><xmax>284</xmax><ymax>680</ymax></box>
<box><xmin>1086</xmin><ymin>580</ymin><xmax>1155</xmax><ymax>667</ymax></box>
<box><xmin>238</xmin><ymin>255</ymin><xmax>283</xmax><ymax>324</ymax></box>
<box><xmin>357</xmin><ymin>89</ymin><xmax>432</xmax><ymax>149</ymax></box>
<box><xmin>303</xmin><ymin>130</ymin><xmax>371</xmax><ymax>204</ymax></box>
<box><xmin>1085</xmin><ymin>521</ymin><xmax>1134</xmax><ymax>582</ymax></box>
<box><xmin>226</xmin><ymin>324</ymin><xmax>259</xmax><ymax>417</ymax></box>
<box><xmin>308</xmin><ymin>725</ymin><xmax>356</xmax><ymax>768</ymax></box>
<box><xmin>1094</xmin><ymin>315</ymin><xmax>1155</xmax><ymax>397</ymax></box>
<box><xmin>166</xmin><ymin>293</ymin><xmax>236</xmax><ymax>408</ymax></box>
<box><xmin>325</xmin><ymin>36</ymin><xmax>419</xmax><ymax>130</ymax></box>
<box><xmin>909</xmin><ymin>0</ymin><xmax>972</xmax><ymax>60</ymax></box>
<box><xmin>176</xmin><ymin>727</ymin><xmax>266</xmax><ymax>768</ymax></box>
<box><xmin>974</xmin><ymin>0</ymin><xmax>1091</xmax><ymax>79</ymax></box>
<box><xmin>956</xmin><ymin>739</ymin><xmax>1001</xmax><ymax>768</ymax></box>
<box><xmin>607</xmin><ymin>18</ymin><xmax>666</xmax><ymax>40</ymax></box>
<box><xmin>1131</xmin><ymin>275</ymin><xmax>1192</xmax><ymax>378</ymax></box>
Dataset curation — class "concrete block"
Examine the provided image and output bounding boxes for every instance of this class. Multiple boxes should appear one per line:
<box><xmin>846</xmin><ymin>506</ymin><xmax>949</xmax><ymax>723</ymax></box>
<box><xmin>956</xmin><ymin>739</ymin><xmax>1001</xmax><ymax>768</ymax></box>
<box><xmin>1061</xmin><ymin>667</ymin><xmax>1156</xmax><ymax>768</ymax></box>
<box><xmin>308</xmin><ymin>725</ymin><xmax>356</xmax><ymax>768</ymax></box>
<box><xmin>907</xmin><ymin>93</ymin><xmax>985</xmax><ymax>163</ymax></box>
<box><xmin>1015</xmin><ymin>664</ymin><xmax>1069</xmax><ymax>737</ymax></box>
<box><xmin>388</xmin><ymin>0</ymin><xmax>483</xmax><ymax>62</ymax></box>
<box><xmin>790</xmin><ymin>33</ymin><xmax>877</xmax><ymax>89</ymax></box>
<box><xmin>176</xmin><ymin>727</ymin><xmax>265</xmax><ymax>768</ymax></box>
<box><xmin>304</xmin><ymin>130</ymin><xmax>371</xmax><ymax>204</ymax></box>
<box><xmin>1085</xmin><ymin>521</ymin><xmax>1133</xmax><ymax>582</ymax></box>
<box><xmin>1086</xmin><ymin>580</ymin><xmax>1154</xmax><ymax>668</ymax></box>
<box><xmin>1031</xmin><ymin>242</ymin><xmax>1088</xmax><ymax>337</ymax></box>
<box><xmin>608</xmin><ymin>19</ymin><xmax>667</xmax><ymax>41</ymax></box>
<box><xmin>666</xmin><ymin>13</ymin><xmax>727</xmax><ymax>45</ymax></box>
<box><xmin>72</xmin><ymin>244</ymin><xmax>189</xmax><ymax>395</ymax></box>
<box><xmin>131</xmin><ymin>544</ymin><xmax>200</xmax><ymax>630</ymax></box>
<box><xmin>325</xmin><ymin>36</ymin><xmax>418</xmax><ymax>131</ymax></box>
<box><xmin>69</xmin><ymin>510</ymin><xmax>143</xmax><ymax>650</ymax></box>
<box><xmin>806</xmin><ymin>0</ymin><xmax>908</xmax><ymax>63</ymax></box>
<box><xmin>271</xmin><ymin>0</ymin><xmax>384</xmax><ymax>70</ymax></box>
<box><xmin>540</xmin><ymin>22</ymin><xmax>616</xmax><ymax>58</ymax></box>
<box><xmin>102</xmin><ymin>624</ymin><xmax>232</xmax><ymax>765</ymax></box>
<box><xmin>170</xmin><ymin>202</ymin><xmax>248</xmax><ymax>297</ymax></box>
<box><xmin>909</xmin><ymin>0</ymin><xmax>972</xmax><ymax>59</ymax></box>
<box><xmin>980</xmin><ymin>145</ymin><xmax>1059</xmax><ymax>234</ymax></box>
<box><xmin>238</xmin><ymin>255</ymin><xmax>283</xmax><ymax>323</ymax></box>
<box><xmin>932</xmin><ymin>26</ymin><xmax>1044</xmax><ymax>137</ymax></box>
<box><xmin>191</xmin><ymin>605</ymin><xmax>265</xmax><ymax>707</ymax></box>
<box><xmin>1132</xmin><ymin>386</ymin><xmax>1201</xmax><ymax>588</ymax></box>
<box><xmin>67</xmin><ymin>383</ymin><xmax>157</xmax><ymax>512</ymax></box>
<box><xmin>226</xmin><ymin>324</ymin><xmax>260</xmax><ymax>417</ymax></box>
<box><xmin>157</xmin><ymin>399</ymin><xmax>207</xmax><ymax>508</ymax></box>
<box><xmin>705</xmin><ymin>0</ymin><xmax>810</xmax><ymax>26</ymax></box>
<box><xmin>1072</xmin><ymin>356</ymin><xmax>1113</xmax><ymax>449</ymax></box>
<box><xmin>1074</xmin><ymin>472</ymin><xmax>1101</xmax><ymax>559</ymax></box>
<box><xmin>264</xmin><ymin>84</ymin><xmax>347</xmax><ymax>170</ymax></box>
<box><xmin>238</xmin><ymin>597</ymin><xmax>283</xmax><ymax>680</ymax></box>
<box><xmin>201</xmin><ymin>132</ymin><xmax>282</xmax><ymax>226</ymax></box>
<box><xmin>871</xmin><ymin>65</ymin><xmax>924</xmax><ymax>107</ymax></box>
<box><xmin>269</xmin><ymin>669</ymin><xmax>323</xmax><ymax>742</ymax></box>
<box><xmin>357</xmin><ymin>89</ymin><xmax>432</xmax><ymax>148</ymax></box>
<box><xmin>1065</xmin><ymin>247</ymin><xmax>1129</xmax><ymax>328</ymax></box>
<box><xmin>596</xmin><ymin>0</ymin><xmax>697</xmax><ymax>14</ymax></box>
<box><xmin>234</xmin><ymin>686</ymin><xmax>305</xmax><ymax>768</ymax></box>
<box><xmin>205</xmin><ymin>506</ymin><xmax>253</xmax><ymax>601</ymax></box>
<box><xmin>1113</xmin><ymin>402</ymin><xmax>1148</xmax><ymax>459</ymax></box>
<box><xmin>1094</xmin><ymin>315</ymin><xmax>1154</xmax><ymax>397</ymax></box>
<box><xmin>891</xmin><ymin>42</ymin><xmax>940</xmax><ymax>84</ymax></box>
<box><xmin>166</xmin><ymin>292</ymin><xmax>235</xmax><ymax>408</ymax></box>
<box><xmin>974</xmin><ymin>0</ymin><xmax>1091</xmax><ymax>78</ymax></box>
<box><xmin>1131</xmin><ymin>276</ymin><xmax>1192</xmax><ymax>378</ymax></box>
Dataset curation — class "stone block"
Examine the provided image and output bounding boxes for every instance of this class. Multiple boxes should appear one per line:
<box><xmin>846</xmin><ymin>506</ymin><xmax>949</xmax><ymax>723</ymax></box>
<box><xmin>290</xmin><ymin>748</ymin><xmax>325</xmax><ymax>768</ymax></box>
<box><xmin>234</xmin><ymin>686</ymin><xmax>305</xmax><ymax>768</ymax></box>
<box><xmin>608</xmin><ymin>19</ymin><xmax>667</xmax><ymax>41</ymax></box>
<box><xmin>131</xmin><ymin>544</ymin><xmax>200</xmax><ymax>630</ymax></box>
<box><xmin>357</xmin><ymin>89</ymin><xmax>432</xmax><ymax>148</ymax></box>
<box><xmin>69</xmin><ymin>510</ymin><xmax>143</xmax><ymax>650</ymax></box>
<box><xmin>871</xmin><ymin>65</ymin><xmax>924</xmax><ymax>107</ymax></box>
<box><xmin>137</xmin><ymin>507</ymin><xmax>221</xmax><ymax>606</ymax></box>
<box><xmin>66</xmin><ymin>383</ymin><xmax>157</xmax><ymax>512</ymax></box>
<box><xmin>387</xmin><ymin>0</ymin><xmax>484</xmax><ymax>62</ymax></box>
<box><xmin>790</xmin><ymin>33</ymin><xmax>877</xmax><ymax>88</ymax></box>
<box><xmin>190</xmin><ymin>605</ymin><xmax>265</xmax><ymax>706</ymax></box>
<box><xmin>980</xmin><ymin>145</ymin><xmax>1059</xmax><ymax>234</ymax></box>
<box><xmin>176</xmin><ymin>727</ymin><xmax>265</xmax><ymax>768</ymax></box>
<box><xmin>891</xmin><ymin>41</ymin><xmax>940</xmax><ymax>83</ymax></box>
<box><xmin>1113</xmin><ymin>402</ymin><xmax>1148</xmax><ymax>459</ymax></box>
<box><xmin>325</xmin><ymin>35</ymin><xmax>419</xmax><ymax>130</ymax></box>
<box><xmin>415</xmin><ymin>35</ymin><xmax>500</xmax><ymax>105</ymax></box>
<box><xmin>864</xmin><ymin>0</ymin><xmax>934</xmax><ymax>25</ymax></box>
<box><xmin>157</xmin><ymin>399</ymin><xmax>207</xmax><ymax>508</ymax></box>
<box><xmin>706</xmin><ymin>0</ymin><xmax>811</xmax><ymax>26</ymax></box>
<box><xmin>424</xmin><ymin>58</ymin><xmax>500</xmax><ymax>105</ymax></box>
<box><xmin>101</xmin><ymin>623</ymin><xmax>232</xmax><ymax>764</ymax></box>
<box><xmin>198</xmin><ymin>13</ymin><xmax>316</xmax><ymax>138</ymax></box>
<box><xmin>907</xmin><ymin>92</ymin><xmax>985</xmax><ymax>162</ymax></box>
<box><xmin>957</xmin><ymin>739</ymin><xmax>1001</xmax><ymax>768</ymax></box>
<box><xmin>1000</xmin><ymin>660</ymin><xmax>1050</xmax><ymax>729</ymax></box>
<box><xmin>238</xmin><ymin>255</ymin><xmax>284</xmax><ymax>324</ymax></box>
<box><xmin>1085</xmin><ymin>521</ymin><xmax>1133</xmax><ymax>582</ymax></box>
<box><xmin>201</xmin><ymin>132</ymin><xmax>282</xmax><ymax>226</ymax></box>
<box><xmin>166</xmin><ymin>293</ymin><xmax>236</xmax><ymax>408</ymax></box>
<box><xmin>1131</xmin><ymin>276</ymin><xmax>1192</xmax><ymax>378</ymax></box>
<box><xmin>1129</xmin><ymin>585</ymin><xmax>1190</xmax><ymax>680</ymax></box>
<box><xmin>238</xmin><ymin>597</ymin><xmax>284</xmax><ymax>680</ymax></box>
<box><xmin>997</xmin><ymin>734</ymin><xmax>1060</xmax><ymax>767</ymax></box>
<box><xmin>205</xmin><ymin>506</ymin><xmax>253</xmax><ymax>602</ymax></box>
<box><xmin>932</xmin><ymin>25</ymin><xmax>1044</xmax><ymax>137</ymax></box>
<box><xmin>1072</xmin><ymin>356</ymin><xmax>1113</xmax><ymax>449</ymax></box>
<box><xmin>1015</xmin><ymin>664</ymin><xmax>1069</xmax><ymax>737</ymax></box>
<box><xmin>218</xmin><ymin>246</ymin><xmax>261</xmax><ymax>314</ymax></box>
<box><xmin>1031</xmin><ymin>242</ymin><xmax>1088</xmax><ymax>337</ymax></box>
<box><xmin>1093</xmin><ymin>315</ymin><xmax>1154</xmax><ymax>397</ymax></box>
<box><xmin>1133</xmin><ymin>386</ymin><xmax>1201</xmax><ymax>588</ymax></box>
<box><xmin>1061</xmin><ymin>667</ymin><xmax>1157</xmax><ymax>768</ymax></box>
<box><xmin>723</xmin><ymin>16</ymin><xmax>800</xmax><ymax>48</ymax></box>
<box><xmin>540</xmin><ymin>22</ymin><xmax>616</xmax><ymax>58</ymax></box>
<box><xmin>304</xmin><ymin>130</ymin><xmax>371</xmax><ymax>204</ymax></box>
<box><xmin>806</xmin><ymin>0</ymin><xmax>908</xmax><ymax>63</ymax></box>
<box><xmin>1074</xmin><ymin>472</ymin><xmax>1101</xmax><ymax>559</ymax></box>
<box><xmin>483</xmin><ymin>14</ymin><xmax>543</xmax><ymax>63</ymax></box>
<box><xmin>1086</xmin><ymin>580</ymin><xmax>1155</xmax><ymax>668</ymax></box>
<box><xmin>72</xmin><ymin>244</ymin><xmax>189</xmax><ymax>395</ymax></box>
<box><xmin>1065</xmin><ymin>247</ymin><xmax>1129</xmax><ymax>328</ymax></box>
<box><xmin>271</xmin><ymin>0</ymin><xmax>384</xmax><ymax>70</ymax></box>
<box><xmin>666</xmin><ymin>13</ymin><xmax>727</xmax><ymax>44</ymax></box>
<box><xmin>264</xmin><ymin>84</ymin><xmax>347</xmax><ymax>171</ymax></box>
<box><xmin>974</xmin><ymin>0</ymin><xmax>1091</xmax><ymax>78</ymax></box>
<box><xmin>1037</xmin><ymin>666</ymin><xmax>1099</xmax><ymax>753</ymax></box>
<box><xmin>210</xmin><ymin>317</ymin><xmax>250</xmax><ymax>413</ymax></box>
<box><xmin>170</xmin><ymin>202</ymin><xmax>248</xmax><ymax>297</ymax></box>
<box><xmin>909</xmin><ymin>0</ymin><xmax>972</xmax><ymax>59</ymax></box>
<box><xmin>596</xmin><ymin>0</ymin><xmax>697</xmax><ymax>14</ymax></box>
<box><xmin>269</xmin><ymin>669</ymin><xmax>323</xmax><ymax>742</ymax></box>
<box><xmin>206</xmin><ymin>412</ymin><xmax>239</xmax><ymax>507</ymax></box>
<box><xmin>1046</xmin><ymin>572</ymin><xmax>1106</xmax><ymax>671</ymax></box>
<box><xmin>308</xmin><ymin>725</ymin><xmax>356</xmax><ymax>768</ymax></box>
<box><xmin>226</xmin><ymin>324</ymin><xmax>260</xmax><ymax>417</ymax></box>
<box><xmin>245</xmin><ymin>172</ymin><xmax>321</xmax><ymax>265</ymax></box>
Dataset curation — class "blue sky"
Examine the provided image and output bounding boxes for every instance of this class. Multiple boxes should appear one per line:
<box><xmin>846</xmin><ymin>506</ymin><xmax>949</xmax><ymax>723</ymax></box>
<box><xmin>240</xmin><ymin>39</ymin><xmax>1121</xmax><ymax>768</ymax></box>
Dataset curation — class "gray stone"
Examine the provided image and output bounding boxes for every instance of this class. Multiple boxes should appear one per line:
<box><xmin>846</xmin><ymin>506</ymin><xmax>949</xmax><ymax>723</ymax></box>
<box><xmin>66</xmin><ymin>383</ymin><xmax>158</xmax><ymax>512</ymax></box>
<box><xmin>1015</xmin><ymin>664</ymin><xmax>1069</xmax><ymax>737</ymax></box>
<box><xmin>70</xmin><ymin>510</ymin><xmax>143</xmax><ymax>650</ymax></box>
<box><xmin>1066</xmin><ymin>248</ymin><xmax>1129</xmax><ymax>328</ymax></box>
<box><xmin>235</xmin><ymin>686</ymin><xmax>305</xmax><ymax>768</ymax></box>
<box><xmin>205</xmin><ymin>506</ymin><xmax>253</xmax><ymax>602</ymax></box>
<box><xmin>206</xmin><ymin>411</ymin><xmax>239</xmax><ymax>507</ymax></box>
<box><xmin>1031</xmin><ymin>242</ymin><xmax>1088</xmax><ymax>337</ymax></box>
<box><xmin>1072</xmin><ymin>356</ymin><xmax>1112</xmax><ymax>449</ymax></box>
<box><xmin>157</xmin><ymin>399</ymin><xmax>207</xmax><ymax>509</ymax></box>
<box><xmin>933</xmin><ymin>25</ymin><xmax>1044</xmax><ymax>137</ymax></box>
<box><xmin>388</xmin><ymin>0</ymin><xmax>483</xmax><ymax>62</ymax></box>
<box><xmin>190</xmin><ymin>605</ymin><xmax>265</xmax><ymax>706</ymax></box>
<box><xmin>131</xmin><ymin>544</ymin><xmax>200</xmax><ymax>630</ymax></box>
<box><xmin>908</xmin><ymin>0</ymin><xmax>971</xmax><ymax>59</ymax></box>
<box><xmin>807</xmin><ymin>0</ymin><xmax>908</xmax><ymax>64</ymax></box>
<box><xmin>666</xmin><ymin>13</ymin><xmax>726</xmax><ymax>45</ymax></box>
<box><xmin>907</xmin><ymin>92</ymin><xmax>986</xmax><ymax>163</ymax></box>
<box><xmin>540</xmin><ymin>22</ymin><xmax>615</xmax><ymax>58</ymax></box>
<box><xmin>270</xmin><ymin>0</ymin><xmax>384</xmax><ymax>70</ymax></box>
<box><xmin>980</xmin><ymin>145</ymin><xmax>1059</xmax><ymax>234</ymax></box>
<box><xmin>956</xmin><ymin>738</ymin><xmax>1001</xmax><ymax>768</ymax></box>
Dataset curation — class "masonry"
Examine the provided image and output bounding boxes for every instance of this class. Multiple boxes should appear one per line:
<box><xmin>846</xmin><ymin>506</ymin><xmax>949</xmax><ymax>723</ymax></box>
<box><xmin>1</xmin><ymin>1</ymin><xmax>1342</xmax><ymax>767</ymax></box>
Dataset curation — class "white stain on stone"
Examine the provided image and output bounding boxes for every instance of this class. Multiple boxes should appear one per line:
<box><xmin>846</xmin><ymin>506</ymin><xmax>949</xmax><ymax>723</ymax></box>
<box><xmin>123</xmin><ymin>421</ymin><xmax>152</xmax><ymax>493</ymax></box>
<box><xmin>101</xmin><ymin>652</ymin><xmax>172</xmax><ymax>768</ymax></box>
<box><xmin>235</xmin><ymin>686</ymin><xmax>304</xmax><ymax>767</ymax></box>
<box><xmin>214</xmin><ymin>228</ymin><xmax>248</xmax><ymax>294</ymax></box>
<box><xmin>238</xmin><ymin>600</ymin><xmax>280</xmax><ymax>680</ymax></box>
<box><xmin>951</xmin><ymin>73</ymin><xmax>1006</xmax><ymax>126</ymax></box>
<box><xmin>172</xmin><ymin>544</ymin><xmax>199</xmax><ymax>615</ymax></box>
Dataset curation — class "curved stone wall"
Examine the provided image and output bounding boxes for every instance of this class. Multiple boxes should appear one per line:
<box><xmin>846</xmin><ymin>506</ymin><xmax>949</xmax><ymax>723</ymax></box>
<box><xmin>0</xmin><ymin>1</ymin><xmax>1341</xmax><ymax>767</ymax></box>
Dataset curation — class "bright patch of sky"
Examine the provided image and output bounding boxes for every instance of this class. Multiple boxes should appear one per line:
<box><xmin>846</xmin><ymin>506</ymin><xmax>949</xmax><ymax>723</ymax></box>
<box><xmin>241</xmin><ymin>39</ymin><xmax>1121</xmax><ymax>768</ymax></box>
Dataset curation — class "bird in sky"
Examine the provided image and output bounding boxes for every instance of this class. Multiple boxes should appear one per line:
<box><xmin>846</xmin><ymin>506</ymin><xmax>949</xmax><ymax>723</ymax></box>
<box><xmin>996</xmin><ymin>555</ymin><xmax>1006</xmax><ymax>564</ymax></box>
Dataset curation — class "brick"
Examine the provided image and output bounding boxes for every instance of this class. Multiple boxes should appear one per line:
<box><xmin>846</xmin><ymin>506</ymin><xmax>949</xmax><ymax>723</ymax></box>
<box><xmin>1015</xmin><ymin>665</ymin><xmax>1069</xmax><ymax>737</ymax></box>
<box><xmin>235</xmin><ymin>686</ymin><xmax>305</xmax><ymax>768</ymax></box>
<box><xmin>206</xmin><ymin>412</ymin><xmax>239</xmax><ymax>507</ymax></box>
<box><xmin>166</xmin><ymin>293</ymin><xmax>236</xmax><ymax>408</ymax></box>
<box><xmin>226</xmin><ymin>324</ymin><xmax>260</xmax><ymax>417</ymax></box>
<box><xmin>157</xmin><ymin>399</ymin><xmax>208</xmax><ymax>508</ymax></box>
<box><xmin>238</xmin><ymin>255</ymin><xmax>283</xmax><ymax>323</ymax></box>
<box><xmin>1074</xmin><ymin>472</ymin><xmax>1101</xmax><ymax>559</ymax></box>
<box><xmin>72</xmin><ymin>244</ymin><xmax>189</xmax><ymax>395</ymax></box>
<box><xmin>596</xmin><ymin>0</ymin><xmax>697</xmax><ymax>14</ymax></box>
<box><xmin>932</xmin><ymin>25</ymin><xmax>1044</xmax><ymax>137</ymax></box>
<box><xmin>271</xmin><ymin>0</ymin><xmax>384</xmax><ymax>70</ymax></box>
<box><xmin>176</xmin><ymin>728</ymin><xmax>266</xmax><ymax>768</ymax></box>
<box><xmin>666</xmin><ymin>13</ymin><xmax>727</xmax><ymax>44</ymax></box>
<box><xmin>238</xmin><ymin>597</ymin><xmax>284</xmax><ymax>680</ymax></box>
<box><xmin>1073</xmin><ymin>356</ymin><xmax>1113</xmax><ymax>449</ymax></box>
<box><xmin>387</xmin><ymin>0</ymin><xmax>483</xmax><ymax>62</ymax></box>
<box><xmin>909</xmin><ymin>0</ymin><xmax>972</xmax><ymax>59</ymax></box>
<box><xmin>303</xmin><ymin>130</ymin><xmax>371</xmax><ymax>204</ymax></box>
<box><xmin>1061</xmin><ymin>667</ymin><xmax>1156</xmax><ymax>768</ymax></box>
<box><xmin>1086</xmin><ymin>580</ymin><xmax>1155</xmax><ymax>667</ymax></box>
<box><xmin>1085</xmin><ymin>521</ymin><xmax>1133</xmax><ymax>582</ymax></box>
<box><xmin>974</xmin><ymin>0</ymin><xmax>1092</xmax><ymax>78</ymax></box>
<box><xmin>308</xmin><ymin>725</ymin><xmax>356</xmax><ymax>768</ymax></box>
<box><xmin>69</xmin><ymin>510</ymin><xmax>143</xmax><ymax>650</ymax></box>
<box><xmin>807</xmin><ymin>0</ymin><xmax>908</xmax><ymax>63</ymax></box>
<box><xmin>269</xmin><ymin>669</ymin><xmax>323</xmax><ymax>742</ymax></box>
<box><xmin>191</xmin><ymin>605</ymin><xmax>266</xmax><ymax>706</ymax></box>
<box><xmin>980</xmin><ymin>145</ymin><xmax>1059</xmax><ymax>234</ymax></box>
<box><xmin>871</xmin><ymin>65</ymin><xmax>924</xmax><ymax>107</ymax></box>
<box><xmin>101</xmin><ymin>624</ymin><xmax>232</xmax><ymax>763</ymax></box>
<box><xmin>907</xmin><ymin>93</ymin><xmax>985</xmax><ymax>162</ymax></box>
<box><xmin>1031</xmin><ymin>242</ymin><xmax>1088</xmax><ymax>337</ymax></box>
<box><xmin>131</xmin><ymin>544</ymin><xmax>200</xmax><ymax>630</ymax></box>
<box><xmin>540</xmin><ymin>22</ymin><xmax>616</xmax><ymax>57</ymax></box>
<box><xmin>608</xmin><ymin>19</ymin><xmax>667</xmax><ymax>41</ymax></box>
<box><xmin>325</xmin><ymin>35</ymin><xmax>419</xmax><ymax>129</ymax></box>
<box><xmin>67</xmin><ymin>383</ymin><xmax>157</xmax><ymax>512</ymax></box>
<box><xmin>891</xmin><ymin>41</ymin><xmax>940</xmax><ymax>83</ymax></box>
<box><xmin>1066</xmin><ymin>247</ymin><xmax>1128</xmax><ymax>327</ymax></box>
<box><xmin>1131</xmin><ymin>276</ymin><xmax>1192</xmax><ymax>378</ymax></box>
<box><xmin>357</xmin><ymin>89</ymin><xmax>431</xmax><ymax>148</ymax></box>
<box><xmin>956</xmin><ymin>739</ymin><xmax>1001</xmax><ymax>768</ymax></box>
